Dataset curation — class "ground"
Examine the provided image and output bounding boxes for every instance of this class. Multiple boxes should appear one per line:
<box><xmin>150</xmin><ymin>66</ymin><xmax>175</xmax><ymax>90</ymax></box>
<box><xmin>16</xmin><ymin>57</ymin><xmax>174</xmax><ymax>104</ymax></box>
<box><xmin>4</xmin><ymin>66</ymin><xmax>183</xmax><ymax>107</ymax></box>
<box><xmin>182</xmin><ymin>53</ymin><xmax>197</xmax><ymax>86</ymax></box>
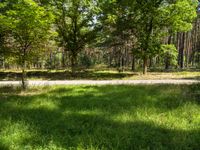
<box><xmin>0</xmin><ymin>69</ymin><xmax>199</xmax><ymax>81</ymax></box>
<box><xmin>0</xmin><ymin>85</ymin><xmax>199</xmax><ymax>150</ymax></box>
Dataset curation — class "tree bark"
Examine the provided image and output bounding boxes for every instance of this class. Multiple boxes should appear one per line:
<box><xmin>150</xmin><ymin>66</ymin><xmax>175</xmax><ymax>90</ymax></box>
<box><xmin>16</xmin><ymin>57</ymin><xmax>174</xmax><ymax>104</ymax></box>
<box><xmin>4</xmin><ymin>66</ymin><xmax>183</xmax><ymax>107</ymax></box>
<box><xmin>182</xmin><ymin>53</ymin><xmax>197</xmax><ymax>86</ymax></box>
<box><xmin>62</xmin><ymin>50</ymin><xmax>66</xmax><ymax>69</ymax></box>
<box><xmin>165</xmin><ymin>56</ymin><xmax>170</xmax><ymax>70</ymax></box>
<box><xmin>132</xmin><ymin>55</ymin><xmax>136</xmax><ymax>72</ymax></box>
<box><xmin>165</xmin><ymin>35</ymin><xmax>172</xmax><ymax>70</ymax></box>
<box><xmin>71</xmin><ymin>53</ymin><xmax>77</xmax><ymax>77</ymax></box>
<box><xmin>143</xmin><ymin>57</ymin><xmax>148</xmax><ymax>75</ymax></box>
<box><xmin>179</xmin><ymin>32</ymin><xmax>185</xmax><ymax>69</ymax></box>
<box><xmin>21</xmin><ymin>48</ymin><xmax>27</xmax><ymax>90</ymax></box>
<box><xmin>21</xmin><ymin>67</ymin><xmax>26</xmax><ymax>90</ymax></box>
<box><xmin>21</xmin><ymin>58</ymin><xmax>27</xmax><ymax>90</ymax></box>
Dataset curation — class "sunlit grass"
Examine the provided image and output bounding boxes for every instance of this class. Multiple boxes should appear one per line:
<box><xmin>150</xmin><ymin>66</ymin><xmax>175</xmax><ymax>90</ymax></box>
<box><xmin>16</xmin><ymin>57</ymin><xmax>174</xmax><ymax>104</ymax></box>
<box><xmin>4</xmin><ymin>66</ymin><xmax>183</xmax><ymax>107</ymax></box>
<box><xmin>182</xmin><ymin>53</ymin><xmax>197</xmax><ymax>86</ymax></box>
<box><xmin>125</xmin><ymin>71</ymin><xmax>200</xmax><ymax>80</ymax></box>
<box><xmin>0</xmin><ymin>85</ymin><xmax>199</xmax><ymax>149</ymax></box>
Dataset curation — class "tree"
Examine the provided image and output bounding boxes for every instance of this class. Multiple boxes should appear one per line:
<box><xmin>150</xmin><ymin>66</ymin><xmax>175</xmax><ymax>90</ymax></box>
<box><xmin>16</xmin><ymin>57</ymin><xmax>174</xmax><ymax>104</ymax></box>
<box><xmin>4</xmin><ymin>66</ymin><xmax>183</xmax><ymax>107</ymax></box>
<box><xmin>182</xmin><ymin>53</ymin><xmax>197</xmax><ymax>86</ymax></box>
<box><xmin>0</xmin><ymin>0</ymin><xmax>54</xmax><ymax>89</ymax></box>
<box><xmin>161</xmin><ymin>44</ymin><xmax>178</xmax><ymax>70</ymax></box>
<box><xmin>133</xmin><ymin>0</ymin><xmax>198</xmax><ymax>74</ymax></box>
<box><xmin>52</xmin><ymin>0</ymin><xmax>101</xmax><ymax>75</ymax></box>
<box><xmin>97</xmin><ymin>0</ymin><xmax>136</xmax><ymax>72</ymax></box>
<box><xmin>0</xmin><ymin>1</ymin><xmax>9</xmax><ymax>68</ymax></box>
<box><xmin>101</xmin><ymin>0</ymin><xmax>198</xmax><ymax>74</ymax></box>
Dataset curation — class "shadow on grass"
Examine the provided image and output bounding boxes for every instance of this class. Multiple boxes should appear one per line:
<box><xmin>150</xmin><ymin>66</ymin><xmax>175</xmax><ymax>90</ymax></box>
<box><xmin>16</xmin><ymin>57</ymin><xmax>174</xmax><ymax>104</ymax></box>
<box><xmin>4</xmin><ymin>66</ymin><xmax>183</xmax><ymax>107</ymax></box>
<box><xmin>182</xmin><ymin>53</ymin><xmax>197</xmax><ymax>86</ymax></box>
<box><xmin>181</xmin><ymin>76</ymin><xmax>200</xmax><ymax>80</ymax></box>
<box><xmin>0</xmin><ymin>70</ymin><xmax>135</xmax><ymax>81</ymax></box>
<box><xmin>1</xmin><ymin>70</ymin><xmax>200</xmax><ymax>81</ymax></box>
<box><xmin>0</xmin><ymin>86</ymin><xmax>22</xmax><ymax>95</ymax></box>
<box><xmin>0</xmin><ymin>142</ymin><xmax>9</xmax><ymax>150</ymax></box>
<box><xmin>49</xmin><ymin>85</ymin><xmax>199</xmax><ymax>113</ymax></box>
<box><xmin>0</xmin><ymin>85</ymin><xmax>199</xmax><ymax>149</ymax></box>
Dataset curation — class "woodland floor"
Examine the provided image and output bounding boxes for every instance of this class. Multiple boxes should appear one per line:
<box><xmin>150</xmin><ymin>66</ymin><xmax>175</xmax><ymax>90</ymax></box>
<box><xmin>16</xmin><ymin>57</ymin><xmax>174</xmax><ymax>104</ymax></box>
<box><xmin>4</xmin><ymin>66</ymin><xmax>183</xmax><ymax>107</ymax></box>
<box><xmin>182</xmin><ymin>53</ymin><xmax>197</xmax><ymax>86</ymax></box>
<box><xmin>0</xmin><ymin>69</ymin><xmax>200</xmax><ymax>81</ymax></box>
<box><xmin>0</xmin><ymin>85</ymin><xmax>200</xmax><ymax>150</ymax></box>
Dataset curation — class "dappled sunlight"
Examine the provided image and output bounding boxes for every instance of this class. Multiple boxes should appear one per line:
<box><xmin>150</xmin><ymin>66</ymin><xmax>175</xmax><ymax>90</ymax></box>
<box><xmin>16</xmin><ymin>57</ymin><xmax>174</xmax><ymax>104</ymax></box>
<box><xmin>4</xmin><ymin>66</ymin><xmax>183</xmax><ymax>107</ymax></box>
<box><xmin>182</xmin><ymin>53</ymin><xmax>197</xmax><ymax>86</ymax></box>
<box><xmin>0</xmin><ymin>121</ymin><xmax>35</xmax><ymax>150</ymax></box>
<box><xmin>0</xmin><ymin>0</ymin><xmax>200</xmax><ymax>149</ymax></box>
<box><xmin>0</xmin><ymin>85</ymin><xmax>199</xmax><ymax>149</ymax></box>
<box><xmin>0</xmin><ymin>70</ymin><xmax>200</xmax><ymax>81</ymax></box>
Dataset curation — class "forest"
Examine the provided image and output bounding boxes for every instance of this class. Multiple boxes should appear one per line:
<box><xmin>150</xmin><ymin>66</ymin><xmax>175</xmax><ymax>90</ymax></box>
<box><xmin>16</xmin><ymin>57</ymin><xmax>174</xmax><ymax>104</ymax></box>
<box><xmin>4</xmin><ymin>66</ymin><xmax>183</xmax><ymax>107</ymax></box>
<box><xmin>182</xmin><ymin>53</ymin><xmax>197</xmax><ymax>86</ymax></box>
<box><xmin>0</xmin><ymin>1</ymin><xmax>200</xmax><ymax>77</ymax></box>
<box><xmin>0</xmin><ymin>0</ymin><xmax>200</xmax><ymax>150</ymax></box>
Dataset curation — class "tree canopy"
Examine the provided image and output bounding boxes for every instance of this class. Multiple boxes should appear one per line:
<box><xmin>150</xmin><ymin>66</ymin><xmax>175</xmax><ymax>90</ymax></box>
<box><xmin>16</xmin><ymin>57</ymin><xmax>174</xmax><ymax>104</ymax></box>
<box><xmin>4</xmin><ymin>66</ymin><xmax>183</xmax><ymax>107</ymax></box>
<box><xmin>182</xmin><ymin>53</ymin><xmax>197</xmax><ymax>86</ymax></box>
<box><xmin>0</xmin><ymin>0</ymin><xmax>54</xmax><ymax>89</ymax></box>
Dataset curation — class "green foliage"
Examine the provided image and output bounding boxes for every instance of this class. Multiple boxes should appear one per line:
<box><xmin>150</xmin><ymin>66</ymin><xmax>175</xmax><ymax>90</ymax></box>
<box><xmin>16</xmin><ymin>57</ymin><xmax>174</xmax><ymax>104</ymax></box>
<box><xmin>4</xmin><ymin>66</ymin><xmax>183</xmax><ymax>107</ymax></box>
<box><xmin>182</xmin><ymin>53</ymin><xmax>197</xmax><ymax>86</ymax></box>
<box><xmin>1</xmin><ymin>0</ymin><xmax>54</xmax><ymax>65</ymax></box>
<box><xmin>157</xmin><ymin>0</ymin><xmax>198</xmax><ymax>32</ymax></box>
<box><xmin>100</xmin><ymin>0</ymin><xmax>198</xmax><ymax>72</ymax></box>
<box><xmin>80</xmin><ymin>53</ymin><xmax>93</xmax><ymax>67</ymax></box>
<box><xmin>134</xmin><ymin>0</ymin><xmax>197</xmax><ymax>54</ymax></box>
<box><xmin>0</xmin><ymin>0</ymin><xmax>199</xmax><ymax>73</ymax></box>
<box><xmin>161</xmin><ymin>44</ymin><xmax>178</xmax><ymax>66</ymax></box>
<box><xmin>52</xmin><ymin>0</ymin><xmax>100</xmax><ymax>53</ymax></box>
<box><xmin>47</xmin><ymin>0</ymin><xmax>102</xmax><ymax>72</ymax></box>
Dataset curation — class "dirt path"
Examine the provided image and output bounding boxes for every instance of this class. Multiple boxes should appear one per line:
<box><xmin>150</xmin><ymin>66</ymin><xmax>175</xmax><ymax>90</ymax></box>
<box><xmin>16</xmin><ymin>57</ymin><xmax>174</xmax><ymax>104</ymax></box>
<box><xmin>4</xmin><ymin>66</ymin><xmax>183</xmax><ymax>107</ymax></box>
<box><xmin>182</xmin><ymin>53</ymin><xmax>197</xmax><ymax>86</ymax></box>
<box><xmin>0</xmin><ymin>80</ymin><xmax>199</xmax><ymax>86</ymax></box>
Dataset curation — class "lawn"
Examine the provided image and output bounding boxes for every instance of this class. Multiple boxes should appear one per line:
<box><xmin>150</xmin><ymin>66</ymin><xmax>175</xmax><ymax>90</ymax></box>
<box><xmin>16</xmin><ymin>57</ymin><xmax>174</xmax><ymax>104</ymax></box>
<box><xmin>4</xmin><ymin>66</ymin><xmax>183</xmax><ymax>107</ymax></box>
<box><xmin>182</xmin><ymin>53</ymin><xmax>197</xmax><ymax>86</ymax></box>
<box><xmin>0</xmin><ymin>85</ymin><xmax>200</xmax><ymax>150</ymax></box>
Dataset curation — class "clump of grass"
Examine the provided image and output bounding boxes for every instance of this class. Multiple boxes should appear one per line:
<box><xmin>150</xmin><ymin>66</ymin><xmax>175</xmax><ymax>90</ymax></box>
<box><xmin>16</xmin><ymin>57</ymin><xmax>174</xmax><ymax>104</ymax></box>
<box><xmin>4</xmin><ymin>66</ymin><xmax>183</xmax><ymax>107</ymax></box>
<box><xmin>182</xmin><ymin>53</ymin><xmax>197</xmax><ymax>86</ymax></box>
<box><xmin>187</xmin><ymin>84</ymin><xmax>200</xmax><ymax>103</ymax></box>
<box><xmin>0</xmin><ymin>85</ymin><xmax>199</xmax><ymax>150</ymax></box>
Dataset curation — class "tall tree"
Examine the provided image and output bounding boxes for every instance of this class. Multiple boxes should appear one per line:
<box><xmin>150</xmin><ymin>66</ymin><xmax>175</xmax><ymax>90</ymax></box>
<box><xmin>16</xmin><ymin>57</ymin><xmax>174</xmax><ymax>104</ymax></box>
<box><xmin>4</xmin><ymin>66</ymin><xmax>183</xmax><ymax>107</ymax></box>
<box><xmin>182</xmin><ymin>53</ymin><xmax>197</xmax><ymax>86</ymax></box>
<box><xmin>0</xmin><ymin>1</ymin><xmax>8</xmax><ymax>68</ymax></box>
<box><xmin>51</xmin><ymin>0</ymin><xmax>101</xmax><ymax>75</ymax></box>
<box><xmin>133</xmin><ymin>0</ymin><xmax>198</xmax><ymax>74</ymax></box>
<box><xmin>0</xmin><ymin>0</ymin><xmax>54</xmax><ymax>89</ymax></box>
<box><xmin>101</xmin><ymin>0</ymin><xmax>198</xmax><ymax>74</ymax></box>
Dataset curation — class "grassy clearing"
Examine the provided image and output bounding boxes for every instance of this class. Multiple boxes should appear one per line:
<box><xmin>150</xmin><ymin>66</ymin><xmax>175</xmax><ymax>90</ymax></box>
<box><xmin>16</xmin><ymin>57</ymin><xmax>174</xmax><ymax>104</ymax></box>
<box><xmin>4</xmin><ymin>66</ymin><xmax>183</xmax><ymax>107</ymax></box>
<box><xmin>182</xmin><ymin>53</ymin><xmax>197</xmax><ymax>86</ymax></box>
<box><xmin>0</xmin><ymin>70</ymin><xmax>199</xmax><ymax>81</ymax></box>
<box><xmin>0</xmin><ymin>85</ymin><xmax>200</xmax><ymax>150</ymax></box>
<box><xmin>124</xmin><ymin>71</ymin><xmax>200</xmax><ymax>80</ymax></box>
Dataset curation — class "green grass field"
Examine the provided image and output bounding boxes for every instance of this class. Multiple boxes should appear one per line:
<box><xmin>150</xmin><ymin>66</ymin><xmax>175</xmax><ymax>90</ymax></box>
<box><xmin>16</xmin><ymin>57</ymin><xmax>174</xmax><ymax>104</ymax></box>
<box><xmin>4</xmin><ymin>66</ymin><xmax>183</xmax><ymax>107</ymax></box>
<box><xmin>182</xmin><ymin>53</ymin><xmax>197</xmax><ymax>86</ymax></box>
<box><xmin>0</xmin><ymin>85</ymin><xmax>200</xmax><ymax>150</ymax></box>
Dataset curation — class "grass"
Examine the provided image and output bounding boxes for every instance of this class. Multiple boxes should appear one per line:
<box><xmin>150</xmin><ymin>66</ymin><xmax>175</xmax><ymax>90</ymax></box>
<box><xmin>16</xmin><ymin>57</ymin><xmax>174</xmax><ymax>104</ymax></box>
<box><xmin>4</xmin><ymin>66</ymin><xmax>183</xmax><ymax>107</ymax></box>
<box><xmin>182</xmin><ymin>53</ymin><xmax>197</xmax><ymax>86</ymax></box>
<box><xmin>0</xmin><ymin>69</ymin><xmax>199</xmax><ymax>81</ymax></box>
<box><xmin>0</xmin><ymin>84</ymin><xmax>200</xmax><ymax>150</ymax></box>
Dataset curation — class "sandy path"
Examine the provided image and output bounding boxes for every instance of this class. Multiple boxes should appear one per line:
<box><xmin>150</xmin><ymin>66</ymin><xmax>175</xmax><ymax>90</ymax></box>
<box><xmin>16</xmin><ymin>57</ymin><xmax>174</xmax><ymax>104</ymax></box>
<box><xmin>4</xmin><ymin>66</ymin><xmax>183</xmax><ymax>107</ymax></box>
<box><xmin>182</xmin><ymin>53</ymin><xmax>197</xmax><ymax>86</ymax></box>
<box><xmin>0</xmin><ymin>80</ymin><xmax>199</xmax><ymax>86</ymax></box>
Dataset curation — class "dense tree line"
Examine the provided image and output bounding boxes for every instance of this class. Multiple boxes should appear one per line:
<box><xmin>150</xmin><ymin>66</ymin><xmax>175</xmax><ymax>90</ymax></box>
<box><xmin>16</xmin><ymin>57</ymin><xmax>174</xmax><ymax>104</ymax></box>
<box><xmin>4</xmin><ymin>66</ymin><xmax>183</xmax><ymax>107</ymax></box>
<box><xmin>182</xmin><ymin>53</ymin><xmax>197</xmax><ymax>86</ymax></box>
<box><xmin>0</xmin><ymin>0</ymin><xmax>199</xmax><ymax>88</ymax></box>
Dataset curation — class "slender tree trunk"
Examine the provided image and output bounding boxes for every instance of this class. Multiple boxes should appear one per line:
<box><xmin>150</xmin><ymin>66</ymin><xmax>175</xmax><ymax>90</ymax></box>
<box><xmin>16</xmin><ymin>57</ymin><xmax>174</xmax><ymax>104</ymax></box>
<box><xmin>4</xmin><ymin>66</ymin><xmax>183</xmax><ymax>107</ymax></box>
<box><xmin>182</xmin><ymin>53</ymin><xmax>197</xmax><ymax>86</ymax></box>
<box><xmin>132</xmin><ymin>55</ymin><xmax>136</xmax><ymax>72</ymax></box>
<box><xmin>117</xmin><ymin>47</ymin><xmax>121</xmax><ymax>72</ymax></box>
<box><xmin>2</xmin><ymin>56</ymin><xmax>5</xmax><ymax>70</ymax></box>
<box><xmin>62</xmin><ymin>50</ymin><xmax>66</xmax><ymax>69</ymax></box>
<box><xmin>179</xmin><ymin>33</ymin><xmax>185</xmax><ymax>69</ymax></box>
<box><xmin>165</xmin><ymin>55</ymin><xmax>170</xmax><ymax>70</ymax></box>
<box><xmin>121</xmin><ymin>48</ymin><xmax>125</xmax><ymax>72</ymax></box>
<box><xmin>49</xmin><ymin>51</ymin><xmax>53</xmax><ymax>69</ymax></box>
<box><xmin>71</xmin><ymin>53</ymin><xmax>77</xmax><ymax>77</ymax></box>
<box><xmin>149</xmin><ymin>57</ymin><xmax>152</xmax><ymax>69</ymax></box>
<box><xmin>165</xmin><ymin>35</ymin><xmax>172</xmax><ymax>70</ymax></box>
<box><xmin>143</xmin><ymin>57</ymin><xmax>148</xmax><ymax>75</ymax></box>
<box><xmin>109</xmin><ymin>51</ymin><xmax>112</xmax><ymax>67</ymax></box>
<box><xmin>21</xmin><ymin>56</ymin><xmax>27</xmax><ymax>90</ymax></box>
<box><xmin>21</xmin><ymin>66</ymin><xmax>26</xmax><ymax>90</ymax></box>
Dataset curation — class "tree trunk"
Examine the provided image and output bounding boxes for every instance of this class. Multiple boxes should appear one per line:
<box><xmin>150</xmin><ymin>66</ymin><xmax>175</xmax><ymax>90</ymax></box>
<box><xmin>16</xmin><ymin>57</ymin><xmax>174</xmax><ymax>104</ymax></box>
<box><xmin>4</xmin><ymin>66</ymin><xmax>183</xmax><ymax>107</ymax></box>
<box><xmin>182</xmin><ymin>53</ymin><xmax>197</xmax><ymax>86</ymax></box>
<box><xmin>178</xmin><ymin>32</ymin><xmax>185</xmax><ymax>69</ymax></box>
<box><xmin>132</xmin><ymin>55</ymin><xmax>136</xmax><ymax>72</ymax></box>
<box><xmin>149</xmin><ymin>57</ymin><xmax>152</xmax><ymax>69</ymax></box>
<box><xmin>2</xmin><ymin>56</ymin><xmax>5</xmax><ymax>70</ymax></box>
<box><xmin>62</xmin><ymin>51</ymin><xmax>65</xmax><ymax>69</ymax></box>
<box><xmin>21</xmin><ymin>48</ymin><xmax>27</xmax><ymax>90</ymax></box>
<box><xmin>165</xmin><ymin>56</ymin><xmax>170</xmax><ymax>70</ymax></box>
<box><xmin>71</xmin><ymin>54</ymin><xmax>77</xmax><ymax>77</ymax></box>
<box><xmin>21</xmin><ymin>56</ymin><xmax>27</xmax><ymax>90</ymax></box>
<box><xmin>165</xmin><ymin>35</ymin><xmax>172</xmax><ymax>70</ymax></box>
<box><xmin>21</xmin><ymin>67</ymin><xmax>26</xmax><ymax>90</ymax></box>
<box><xmin>143</xmin><ymin>57</ymin><xmax>148</xmax><ymax>75</ymax></box>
